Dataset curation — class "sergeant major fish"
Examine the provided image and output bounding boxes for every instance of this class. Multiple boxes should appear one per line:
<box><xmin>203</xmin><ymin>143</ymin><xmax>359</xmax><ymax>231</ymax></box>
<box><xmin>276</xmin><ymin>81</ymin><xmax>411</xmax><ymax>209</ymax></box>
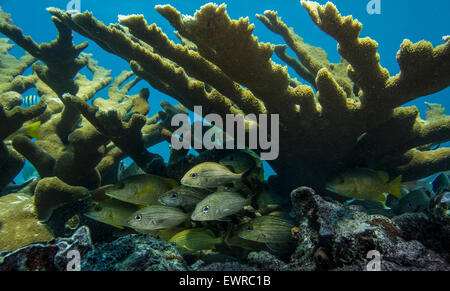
<box><xmin>126</xmin><ymin>205</ymin><xmax>189</xmax><ymax>231</ymax></box>
<box><xmin>106</xmin><ymin>174</ymin><xmax>178</xmax><ymax>206</ymax></box>
<box><xmin>181</xmin><ymin>162</ymin><xmax>247</xmax><ymax>189</ymax></box>
<box><xmin>21</xmin><ymin>95</ymin><xmax>40</xmax><ymax>107</ymax></box>
<box><xmin>190</xmin><ymin>191</ymin><xmax>251</xmax><ymax>221</ymax></box>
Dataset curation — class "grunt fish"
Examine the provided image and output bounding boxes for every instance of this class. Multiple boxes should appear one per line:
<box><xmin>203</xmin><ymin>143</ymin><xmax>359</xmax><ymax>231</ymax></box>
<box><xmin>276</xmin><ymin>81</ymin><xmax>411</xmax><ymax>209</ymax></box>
<box><xmin>325</xmin><ymin>168</ymin><xmax>402</xmax><ymax>203</ymax></box>
<box><xmin>105</xmin><ymin>174</ymin><xmax>178</xmax><ymax>206</ymax></box>
<box><xmin>157</xmin><ymin>185</ymin><xmax>211</xmax><ymax>211</ymax></box>
<box><xmin>126</xmin><ymin>205</ymin><xmax>189</xmax><ymax>231</ymax></box>
<box><xmin>220</xmin><ymin>150</ymin><xmax>259</xmax><ymax>174</ymax></box>
<box><xmin>168</xmin><ymin>228</ymin><xmax>222</xmax><ymax>252</ymax></box>
<box><xmin>238</xmin><ymin>215</ymin><xmax>295</xmax><ymax>244</ymax></box>
<box><xmin>220</xmin><ymin>150</ymin><xmax>264</xmax><ymax>182</ymax></box>
<box><xmin>190</xmin><ymin>191</ymin><xmax>251</xmax><ymax>221</ymax></box>
<box><xmin>256</xmin><ymin>189</ymin><xmax>283</xmax><ymax>214</ymax></box>
<box><xmin>181</xmin><ymin>162</ymin><xmax>247</xmax><ymax>189</ymax></box>
<box><xmin>84</xmin><ymin>199</ymin><xmax>140</xmax><ymax>229</ymax></box>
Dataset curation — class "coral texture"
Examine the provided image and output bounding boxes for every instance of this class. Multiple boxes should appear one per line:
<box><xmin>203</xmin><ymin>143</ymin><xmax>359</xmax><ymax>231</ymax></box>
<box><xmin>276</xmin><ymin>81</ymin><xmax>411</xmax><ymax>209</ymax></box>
<box><xmin>44</xmin><ymin>1</ymin><xmax>450</xmax><ymax>192</ymax></box>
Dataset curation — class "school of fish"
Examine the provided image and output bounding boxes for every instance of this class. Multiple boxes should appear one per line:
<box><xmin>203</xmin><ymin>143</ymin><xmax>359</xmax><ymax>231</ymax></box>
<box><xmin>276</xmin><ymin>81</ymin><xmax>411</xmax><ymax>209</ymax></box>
<box><xmin>79</xmin><ymin>148</ymin><xmax>415</xmax><ymax>255</ymax></box>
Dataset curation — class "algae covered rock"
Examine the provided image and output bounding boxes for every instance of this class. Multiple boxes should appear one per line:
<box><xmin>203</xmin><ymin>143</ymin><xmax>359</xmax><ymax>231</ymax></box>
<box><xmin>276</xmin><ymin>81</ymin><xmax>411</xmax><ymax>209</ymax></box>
<box><xmin>288</xmin><ymin>186</ymin><xmax>450</xmax><ymax>271</ymax></box>
<box><xmin>81</xmin><ymin>233</ymin><xmax>189</xmax><ymax>271</ymax></box>
<box><xmin>0</xmin><ymin>226</ymin><xmax>93</xmax><ymax>271</ymax></box>
<box><xmin>0</xmin><ymin>193</ymin><xmax>53</xmax><ymax>252</ymax></box>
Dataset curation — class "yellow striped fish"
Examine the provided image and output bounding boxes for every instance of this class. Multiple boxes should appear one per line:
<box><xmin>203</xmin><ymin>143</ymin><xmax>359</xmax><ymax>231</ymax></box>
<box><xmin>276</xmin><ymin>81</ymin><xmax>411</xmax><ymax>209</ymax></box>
<box><xmin>126</xmin><ymin>205</ymin><xmax>189</xmax><ymax>231</ymax></box>
<box><xmin>168</xmin><ymin>228</ymin><xmax>222</xmax><ymax>252</ymax></box>
<box><xmin>22</xmin><ymin>95</ymin><xmax>40</xmax><ymax>107</ymax></box>
<box><xmin>190</xmin><ymin>191</ymin><xmax>251</xmax><ymax>221</ymax></box>
<box><xmin>238</xmin><ymin>215</ymin><xmax>295</xmax><ymax>244</ymax></box>
<box><xmin>157</xmin><ymin>185</ymin><xmax>211</xmax><ymax>211</ymax></box>
<box><xmin>181</xmin><ymin>162</ymin><xmax>246</xmax><ymax>189</ymax></box>
<box><xmin>106</xmin><ymin>174</ymin><xmax>178</xmax><ymax>206</ymax></box>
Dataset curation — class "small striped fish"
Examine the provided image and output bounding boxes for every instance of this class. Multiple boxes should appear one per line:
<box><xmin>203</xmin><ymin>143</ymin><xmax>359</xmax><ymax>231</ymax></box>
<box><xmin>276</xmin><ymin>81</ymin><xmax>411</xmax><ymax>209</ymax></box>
<box><xmin>191</xmin><ymin>191</ymin><xmax>250</xmax><ymax>221</ymax></box>
<box><xmin>22</xmin><ymin>95</ymin><xmax>40</xmax><ymax>107</ymax></box>
<box><xmin>126</xmin><ymin>205</ymin><xmax>188</xmax><ymax>231</ymax></box>
<box><xmin>158</xmin><ymin>185</ymin><xmax>211</xmax><ymax>211</ymax></box>
<box><xmin>181</xmin><ymin>162</ymin><xmax>245</xmax><ymax>189</ymax></box>
<box><xmin>168</xmin><ymin>228</ymin><xmax>222</xmax><ymax>251</ymax></box>
<box><xmin>238</xmin><ymin>215</ymin><xmax>295</xmax><ymax>243</ymax></box>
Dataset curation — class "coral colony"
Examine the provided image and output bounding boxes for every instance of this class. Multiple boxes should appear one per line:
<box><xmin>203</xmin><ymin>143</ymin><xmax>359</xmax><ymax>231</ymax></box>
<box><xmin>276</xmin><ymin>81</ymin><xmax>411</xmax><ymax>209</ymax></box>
<box><xmin>0</xmin><ymin>1</ymin><xmax>449</xmax><ymax>271</ymax></box>
<box><xmin>171</xmin><ymin>106</ymin><xmax>280</xmax><ymax>160</ymax></box>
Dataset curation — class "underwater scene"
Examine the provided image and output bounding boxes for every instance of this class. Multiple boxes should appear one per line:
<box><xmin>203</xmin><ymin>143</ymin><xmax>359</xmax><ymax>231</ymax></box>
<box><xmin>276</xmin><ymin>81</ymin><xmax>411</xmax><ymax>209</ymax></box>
<box><xmin>0</xmin><ymin>0</ymin><xmax>449</xmax><ymax>273</ymax></box>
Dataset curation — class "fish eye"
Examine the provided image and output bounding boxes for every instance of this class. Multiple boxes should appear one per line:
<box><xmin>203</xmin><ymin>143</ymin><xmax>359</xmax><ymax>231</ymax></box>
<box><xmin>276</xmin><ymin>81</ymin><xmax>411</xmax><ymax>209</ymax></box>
<box><xmin>247</xmin><ymin>225</ymin><xmax>253</xmax><ymax>232</ymax></box>
<box><xmin>117</xmin><ymin>183</ymin><xmax>125</xmax><ymax>189</ymax></box>
<box><xmin>202</xmin><ymin>206</ymin><xmax>210</xmax><ymax>213</ymax></box>
<box><xmin>134</xmin><ymin>214</ymin><xmax>142</xmax><ymax>221</ymax></box>
<box><xmin>94</xmin><ymin>206</ymin><xmax>102</xmax><ymax>212</ymax></box>
<box><xmin>171</xmin><ymin>193</ymin><xmax>178</xmax><ymax>199</ymax></box>
<box><xmin>190</xmin><ymin>173</ymin><xmax>198</xmax><ymax>179</ymax></box>
<box><xmin>171</xmin><ymin>242</ymin><xmax>176</xmax><ymax>246</ymax></box>
<box><xmin>338</xmin><ymin>177</ymin><xmax>345</xmax><ymax>184</ymax></box>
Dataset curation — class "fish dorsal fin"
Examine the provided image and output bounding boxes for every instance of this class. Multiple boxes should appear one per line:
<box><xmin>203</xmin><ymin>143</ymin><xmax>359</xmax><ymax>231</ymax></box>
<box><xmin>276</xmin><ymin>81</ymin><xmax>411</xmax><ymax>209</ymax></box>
<box><xmin>376</xmin><ymin>171</ymin><xmax>390</xmax><ymax>183</ymax></box>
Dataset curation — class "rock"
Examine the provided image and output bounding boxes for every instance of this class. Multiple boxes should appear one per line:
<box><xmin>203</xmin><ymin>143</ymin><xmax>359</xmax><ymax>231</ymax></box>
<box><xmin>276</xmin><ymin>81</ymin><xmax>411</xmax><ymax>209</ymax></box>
<box><xmin>81</xmin><ymin>233</ymin><xmax>188</xmax><ymax>271</ymax></box>
<box><xmin>196</xmin><ymin>261</ymin><xmax>258</xmax><ymax>271</ymax></box>
<box><xmin>247</xmin><ymin>251</ymin><xmax>289</xmax><ymax>271</ymax></box>
<box><xmin>288</xmin><ymin>186</ymin><xmax>450</xmax><ymax>271</ymax></box>
<box><xmin>430</xmin><ymin>192</ymin><xmax>450</xmax><ymax>227</ymax></box>
<box><xmin>392</xmin><ymin>212</ymin><xmax>430</xmax><ymax>241</ymax></box>
<box><xmin>0</xmin><ymin>226</ymin><xmax>93</xmax><ymax>271</ymax></box>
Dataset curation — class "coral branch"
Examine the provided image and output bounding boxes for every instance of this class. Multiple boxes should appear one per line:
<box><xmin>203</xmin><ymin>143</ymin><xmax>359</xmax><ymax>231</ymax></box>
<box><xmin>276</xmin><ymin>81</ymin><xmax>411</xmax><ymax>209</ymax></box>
<box><xmin>63</xmin><ymin>94</ymin><xmax>166</xmax><ymax>176</ymax></box>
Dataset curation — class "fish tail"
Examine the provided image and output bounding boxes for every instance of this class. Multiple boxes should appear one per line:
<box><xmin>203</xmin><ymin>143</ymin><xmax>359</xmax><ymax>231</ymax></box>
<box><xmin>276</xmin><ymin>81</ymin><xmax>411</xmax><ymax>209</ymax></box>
<box><xmin>223</xmin><ymin>224</ymin><xmax>233</xmax><ymax>249</ymax></box>
<box><xmin>24</xmin><ymin>121</ymin><xmax>41</xmax><ymax>139</ymax></box>
<box><xmin>389</xmin><ymin>175</ymin><xmax>402</xmax><ymax>199</ymax></box>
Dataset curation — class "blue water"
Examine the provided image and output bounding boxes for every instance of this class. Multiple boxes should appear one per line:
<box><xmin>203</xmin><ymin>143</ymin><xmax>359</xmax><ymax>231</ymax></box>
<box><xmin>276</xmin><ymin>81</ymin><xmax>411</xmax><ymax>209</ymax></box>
<box><xmin>1</xmin><ymin>0</ymin><xmax>449</xmax><ymax>181</ymax></box>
